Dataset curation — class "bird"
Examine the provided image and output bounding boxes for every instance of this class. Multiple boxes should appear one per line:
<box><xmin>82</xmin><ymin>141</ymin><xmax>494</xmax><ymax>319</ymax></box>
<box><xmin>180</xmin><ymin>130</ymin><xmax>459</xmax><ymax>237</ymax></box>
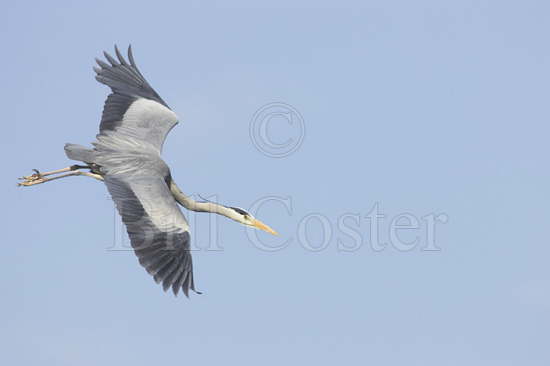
<box><xmin>18</xmin><ymin>45</ymin><xmax>278</xmax><ymax>297</ymax></box>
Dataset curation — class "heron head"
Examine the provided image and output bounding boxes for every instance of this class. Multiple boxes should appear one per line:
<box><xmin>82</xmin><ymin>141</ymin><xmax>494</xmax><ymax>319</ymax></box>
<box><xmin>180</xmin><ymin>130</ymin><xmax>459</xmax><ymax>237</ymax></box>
<box><xmin>228</xmin><ymin>206</ymin><xmax>278</xmax><ymax>235</ymax></box>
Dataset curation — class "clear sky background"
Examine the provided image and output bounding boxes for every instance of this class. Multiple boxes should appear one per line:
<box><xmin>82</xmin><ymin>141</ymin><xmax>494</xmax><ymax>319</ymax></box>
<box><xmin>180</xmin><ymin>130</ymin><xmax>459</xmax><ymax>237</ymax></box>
<box><xmin>2</xmin><ymin>1</ymin><xmax>549</xmax><ymax>365</ymax></box>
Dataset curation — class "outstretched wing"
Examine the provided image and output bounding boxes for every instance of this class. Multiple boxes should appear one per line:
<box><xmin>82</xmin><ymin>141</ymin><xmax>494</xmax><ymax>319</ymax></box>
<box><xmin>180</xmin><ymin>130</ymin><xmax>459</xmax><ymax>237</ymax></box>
<box><xmin>94</xmin><ymin>45</ymin><xmax>178</xmax><ymax>153</ymax></box>
<box><xmin>105</xmin><ymin>170</ymin><xmax>198</xmax><ymax>297</ymax></box>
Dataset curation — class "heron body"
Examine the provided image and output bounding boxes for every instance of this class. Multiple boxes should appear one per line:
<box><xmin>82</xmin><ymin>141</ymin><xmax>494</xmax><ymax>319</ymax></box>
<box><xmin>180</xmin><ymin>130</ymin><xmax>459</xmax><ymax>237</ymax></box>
<box><xmin>19</xmin><ymin>46</ymin><xmax>277</xmax><ymax>297</ymax></box>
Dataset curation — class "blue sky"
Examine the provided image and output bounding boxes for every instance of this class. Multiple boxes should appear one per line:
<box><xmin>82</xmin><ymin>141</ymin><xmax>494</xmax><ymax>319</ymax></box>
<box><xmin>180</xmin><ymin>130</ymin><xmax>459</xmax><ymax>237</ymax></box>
<box><xmin>2</xmin><ymin>1</ymin><xmax>549</xmax><ymax>365</ymax></box>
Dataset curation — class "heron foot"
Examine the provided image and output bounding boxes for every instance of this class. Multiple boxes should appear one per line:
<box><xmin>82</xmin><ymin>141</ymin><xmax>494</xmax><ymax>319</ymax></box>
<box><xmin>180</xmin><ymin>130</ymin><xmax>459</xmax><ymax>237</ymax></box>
<box><xmin>18</xmin><ymin>169</ymin><xmax>45</xmax><ymax>186</ymax></box>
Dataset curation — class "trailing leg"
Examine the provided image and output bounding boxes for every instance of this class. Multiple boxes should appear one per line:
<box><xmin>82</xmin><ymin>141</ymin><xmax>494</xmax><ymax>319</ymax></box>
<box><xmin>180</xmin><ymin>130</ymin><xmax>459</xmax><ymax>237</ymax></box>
<box><xmin>18</xmin><ymin>165</ymin><xmax>103</xmax><ymax>187</ymax></box>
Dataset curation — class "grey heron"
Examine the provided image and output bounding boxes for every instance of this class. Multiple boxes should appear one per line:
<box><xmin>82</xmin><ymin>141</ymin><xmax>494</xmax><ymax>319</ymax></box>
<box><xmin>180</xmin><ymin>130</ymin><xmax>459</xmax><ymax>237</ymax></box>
<box><xmin>18</xmin><ymin>45</ymin><xmax>277</xmax><ymax>297</ymax></box>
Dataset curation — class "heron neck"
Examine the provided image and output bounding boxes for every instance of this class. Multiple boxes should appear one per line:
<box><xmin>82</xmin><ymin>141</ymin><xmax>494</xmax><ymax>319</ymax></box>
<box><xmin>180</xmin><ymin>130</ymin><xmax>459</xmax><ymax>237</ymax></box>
<box><xmin>169</xmin><ymin>179</ymin><xmax>236</xmax><ymax>218</ymax></box>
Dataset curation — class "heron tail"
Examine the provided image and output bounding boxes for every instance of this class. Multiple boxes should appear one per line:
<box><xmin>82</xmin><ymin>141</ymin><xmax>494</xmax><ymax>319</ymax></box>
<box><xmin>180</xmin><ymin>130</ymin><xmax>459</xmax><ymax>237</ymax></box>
<box><xmin>64</xmin><ymin>143</ymin><xmax>95</xmax><ymax>164</ymax></box>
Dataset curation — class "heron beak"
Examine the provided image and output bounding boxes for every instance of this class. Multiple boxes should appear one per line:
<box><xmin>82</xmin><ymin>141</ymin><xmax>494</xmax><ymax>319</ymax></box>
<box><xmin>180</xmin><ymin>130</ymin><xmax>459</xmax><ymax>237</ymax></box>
<box><xmin>252</xmin><ymin>219</ymin><xmax>278</xmax><ymax>235</ymax></box>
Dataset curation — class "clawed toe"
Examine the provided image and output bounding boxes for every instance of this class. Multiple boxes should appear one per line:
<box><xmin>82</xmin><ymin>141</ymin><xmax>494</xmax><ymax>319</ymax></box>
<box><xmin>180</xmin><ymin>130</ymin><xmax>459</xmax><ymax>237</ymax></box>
<box><xmin>19</xmin><ymin>169</ymin><xmax>41</xmax><ymax>180</ymax></box>
<box><xmin>17</xmin><ymin>169</ymin><xmax>45</xmax><ymax>187</ymax></box>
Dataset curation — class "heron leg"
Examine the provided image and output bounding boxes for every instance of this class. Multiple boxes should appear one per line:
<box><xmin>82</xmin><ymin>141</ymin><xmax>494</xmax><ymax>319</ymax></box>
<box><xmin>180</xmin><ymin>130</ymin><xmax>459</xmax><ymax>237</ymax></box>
<box><xmin>18</xmin><ymin>165</ymin><xmax>103</xmax><ymax>187</ymax></box>
<box><xmin>19</xmin><ymin>165</ymin><xmax>89</xmax><ymax>180</ymax></box>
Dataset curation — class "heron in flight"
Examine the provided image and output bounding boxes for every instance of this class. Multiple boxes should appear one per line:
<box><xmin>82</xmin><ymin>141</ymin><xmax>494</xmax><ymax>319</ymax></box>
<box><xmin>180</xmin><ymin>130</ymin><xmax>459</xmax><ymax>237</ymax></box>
<box><xmin>18</xmin><ymin>45</ymin><xmax>277</xmax><ymax>297</ymax></box>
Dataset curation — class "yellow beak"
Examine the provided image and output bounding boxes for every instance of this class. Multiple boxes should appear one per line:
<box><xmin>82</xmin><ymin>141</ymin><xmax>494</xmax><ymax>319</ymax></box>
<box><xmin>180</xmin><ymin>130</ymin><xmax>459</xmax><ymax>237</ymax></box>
<box><xmin>252</xmin><ymin>219</ymin><xmax>278</xmax><ymax>235</ymax></box>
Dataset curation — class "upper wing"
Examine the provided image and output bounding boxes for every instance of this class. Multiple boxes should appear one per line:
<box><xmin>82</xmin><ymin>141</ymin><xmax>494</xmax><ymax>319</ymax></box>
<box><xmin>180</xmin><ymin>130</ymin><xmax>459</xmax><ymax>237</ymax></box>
<box><xmin>94</xmin><ymin>45</ymin><xmax>178</xmax><ymax>153</ymax></box>
<box><xmin>105</xmin><ymin>170</ymin><xmax>198</xmax><ymax>297</ymax></box>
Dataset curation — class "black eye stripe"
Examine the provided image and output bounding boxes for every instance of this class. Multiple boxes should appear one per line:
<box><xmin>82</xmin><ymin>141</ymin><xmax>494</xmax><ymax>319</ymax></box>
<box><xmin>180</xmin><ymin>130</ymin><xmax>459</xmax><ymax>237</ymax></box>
<box><xmin>230</xmin><ymin>207</ymin><xmax>249</xmax><ymax>216</ymax></box>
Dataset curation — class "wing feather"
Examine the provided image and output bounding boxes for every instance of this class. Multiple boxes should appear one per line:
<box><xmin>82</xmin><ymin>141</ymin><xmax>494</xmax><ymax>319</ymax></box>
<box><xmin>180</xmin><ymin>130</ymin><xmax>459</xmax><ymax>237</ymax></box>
<box><xmin>94</xmin><ymin>45</ymin><xmax>178</xmax><ymax>153</ymax></box>
<box><xmin>105</xmin><ymin>170</ymin><xmax>198</xmax><ymax>297</ymax></box>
